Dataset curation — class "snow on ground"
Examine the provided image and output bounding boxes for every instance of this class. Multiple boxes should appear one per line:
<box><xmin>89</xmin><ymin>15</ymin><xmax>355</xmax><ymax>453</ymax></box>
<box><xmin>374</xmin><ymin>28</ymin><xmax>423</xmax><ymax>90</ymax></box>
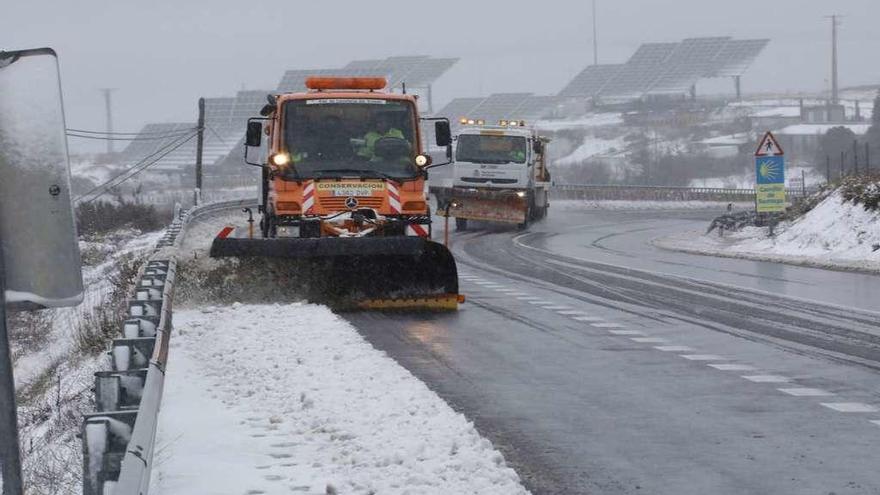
<box><xmin>554</xmin><ymin>199</ymin><xmax>750</xmax><ymax>212</ymax></box>
<box><xmin>655</xmin><ymin>192</ymin><xmax>880</xmax><ymax>272</ymax></box>
<box><xmin>555</xmin><ymin>136</ymin><xmax>626</xmax><ymax>166</ymax></box>
<box><xmin>151</xmin><ymin>303</ymin><xmax>528</xmax><ymax>495</ymax></box>
<box><xmin>12</xmin><ymin>229</ymin><xmax>164</xmax><ymax>388</ymax></box>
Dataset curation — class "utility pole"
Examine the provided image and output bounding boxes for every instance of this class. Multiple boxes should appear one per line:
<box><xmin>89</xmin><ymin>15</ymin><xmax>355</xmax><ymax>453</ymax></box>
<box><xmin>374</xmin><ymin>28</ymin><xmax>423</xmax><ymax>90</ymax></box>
<box><xmin>99</xmin><ymin>88</ymin><xmax>117</xmax><ymax>154</ymax></box>
<box><xmin>826</xmin><ymin>15</ymin><xmax>841</xmax><ymax>105</ymax></box>
<box><xmin>0</xmin><ymin>233</ymin><xmax>25</xmax><ymax>495</ymax></box>
<box><xmin>591</xmin><ymin>0</ymin><xmax>599</xmax><ymax>65</ymax></box>
<box><xmin>194</xmin><ymin>97</ymin><xmax>205</xmax><ymax>205</ymax></box>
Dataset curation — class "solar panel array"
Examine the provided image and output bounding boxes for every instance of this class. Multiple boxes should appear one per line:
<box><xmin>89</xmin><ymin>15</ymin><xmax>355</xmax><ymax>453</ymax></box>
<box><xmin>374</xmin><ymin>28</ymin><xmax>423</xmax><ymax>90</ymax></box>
<box><xmin>119</xmin><ymin>90</ymin><xmax>268</xmax><ymax>172</ymax></box>
<box><xmin>711</xmin><ymin>39</ymin><xmax>770</xmax><ymax>77</ymax></box>
<box><xmin>278</xmin><ymin>56</ymin><xmax>458</xmax><ymax>92</ymax></box>
<box><xmin>558</xmin><ymin>37</ymin><xmax>769</xmax><ymax>100</ymax></box>
<box><xmin>558</xmin><ymin>64</ymin><xmax>624</xmax><ymax>98</ymax></box>
<box><xmin>649</xmin><ymin>37</ymin><xmax>731</xmax><ymax>95</ymax></box>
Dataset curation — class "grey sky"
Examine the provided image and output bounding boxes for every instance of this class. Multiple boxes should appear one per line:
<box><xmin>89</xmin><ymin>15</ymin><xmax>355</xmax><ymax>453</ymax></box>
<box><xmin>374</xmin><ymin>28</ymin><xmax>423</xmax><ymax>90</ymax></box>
<box><xmin>3</xmin><ymin>0</ymin><xmax>878</xmax><ymax>152</ymax></box>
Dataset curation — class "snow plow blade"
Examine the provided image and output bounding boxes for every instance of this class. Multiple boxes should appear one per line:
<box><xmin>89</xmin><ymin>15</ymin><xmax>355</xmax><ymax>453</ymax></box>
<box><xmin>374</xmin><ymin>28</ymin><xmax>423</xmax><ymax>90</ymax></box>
<box><xmin>209</xmin><ymin>235</ymin><xmax>461</xmax><ymax>310</ymax></box>
<box><xmin>442</xmin><ymin>190</ymin><xmax>527</xmax><ymax>224</ymax></box>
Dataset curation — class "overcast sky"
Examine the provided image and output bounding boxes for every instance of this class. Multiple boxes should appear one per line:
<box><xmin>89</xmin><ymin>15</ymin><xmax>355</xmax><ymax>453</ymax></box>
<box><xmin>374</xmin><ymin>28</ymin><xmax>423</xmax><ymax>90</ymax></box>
<box><xmin>3</xmin><ymin>0</ymin><xmax>879</xmax><ymax>153</ymax></box>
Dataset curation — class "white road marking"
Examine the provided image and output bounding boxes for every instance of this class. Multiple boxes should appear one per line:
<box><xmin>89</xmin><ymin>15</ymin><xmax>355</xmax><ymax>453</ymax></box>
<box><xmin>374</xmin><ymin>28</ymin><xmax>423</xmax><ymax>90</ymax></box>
<box><xmin>654</xmin><ymin>345</ymin><xmax>695</xmax><ymax>352</ymax></box>
<box><xmin>742</xmin><ymin>375</ymin><xmax>791</xmax><ymax>383</ymax></box>
<box><xmin>708</xmin><ymin>364</ymin><xmax>757</xmax><ymax>371</ymax></box>
<box><xmin>591</xmin><ymin>322</ymin><xmax>624</xmax><ymax>328</ymax></box>
<box><xmin>541</xmin><ymin>305</ymin><xmax>572</xmax><ymax>310</ymax></box>
<box><xmin>870</xmin><ymin>420</ymin><xmax>880</xmax><ymax>427</ymax></box>
<box><xmin>609</xmin><ymin>330</ymin><xmax>644</xmax><ymax>335</ymax></box>
<box><xmin>821</xmin><ymin>403</ymin><xmax>879</xmax><ymax>413</ymax></box>
<box><xmin>630</xmin><ymin>337</ymin><xmax>666</xmax><ymax>343</ymax></box>
<box><xmin>557</xmin><ymin>310</ymin><xmax>589</xmax><ymax>316</ymax></box>
<box><xmin>778</xmin><ymin>388</ymin><xmax>835</xmax><ymax>397</ymax></box>
<box><xmin>517</xmin><ymin>296</ymin><xmax>541</xmax><ymax>301</ymax></box>
<box><xmin>573</xmin><ymin>316</ymin><xmax>606</xmax><ymax>322</ymax></box>
<box><xmin>681</xmin><ymin>355</ymin><xmax>727</xmax><ymax>361</ymax></box>
<box><xmin>529</xmin><ymin>300</ymin><xmax>554</xmax><ymax>305</ymax></box>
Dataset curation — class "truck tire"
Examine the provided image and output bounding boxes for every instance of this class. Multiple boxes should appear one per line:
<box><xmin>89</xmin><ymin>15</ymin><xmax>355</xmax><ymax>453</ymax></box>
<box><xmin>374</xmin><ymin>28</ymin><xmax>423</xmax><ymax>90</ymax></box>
<box><xmin>455</xmin><ymin>218</ymin><xmax>468</xmax><ymax>231</ymax></box>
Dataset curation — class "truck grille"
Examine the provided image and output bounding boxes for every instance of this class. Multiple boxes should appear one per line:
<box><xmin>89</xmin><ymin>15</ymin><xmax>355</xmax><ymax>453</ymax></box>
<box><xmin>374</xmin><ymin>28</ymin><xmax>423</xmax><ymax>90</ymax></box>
<box><xmin>319</xmin><ymin>197</ymin><xmax>385</xmax><ymax>210</ymax></box>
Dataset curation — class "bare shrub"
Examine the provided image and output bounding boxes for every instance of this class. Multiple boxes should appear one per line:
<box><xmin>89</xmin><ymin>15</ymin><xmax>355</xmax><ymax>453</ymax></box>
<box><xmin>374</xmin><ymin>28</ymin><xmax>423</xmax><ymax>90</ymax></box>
<box><xmin>74</xmin><ymin>254</ymin><xmax>140</xmax><ymax>356</ymax></box>
<box><xmin>76</xmin><ymin>199</ymin><xmax>166</xmax><ymax>237</ymax></box>
<box><xmin>7</xmin><ymin>309</ymin><xmax>54</xmax><ymax>363</ymax></box>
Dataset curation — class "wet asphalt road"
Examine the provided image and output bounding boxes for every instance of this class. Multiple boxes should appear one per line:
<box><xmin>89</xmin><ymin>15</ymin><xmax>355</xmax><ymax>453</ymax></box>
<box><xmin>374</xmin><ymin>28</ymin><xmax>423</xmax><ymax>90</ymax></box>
<box><xmin>346</xmin><ymin>209</ymin><xmax>880</xmax><ymax>495</ymax></box>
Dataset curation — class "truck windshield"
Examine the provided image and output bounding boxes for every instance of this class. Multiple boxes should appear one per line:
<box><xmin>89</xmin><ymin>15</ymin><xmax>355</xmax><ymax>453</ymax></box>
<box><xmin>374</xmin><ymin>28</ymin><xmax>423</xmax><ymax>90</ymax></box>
<box><xmin>282</xmin><ymin>99</ymin><xmax>419</xmax><ymax>180</ymax></box>
<box><xmin>456</xmin><ymin>134</ymin><xmax>527</xmax><ymax>164</ymax></box>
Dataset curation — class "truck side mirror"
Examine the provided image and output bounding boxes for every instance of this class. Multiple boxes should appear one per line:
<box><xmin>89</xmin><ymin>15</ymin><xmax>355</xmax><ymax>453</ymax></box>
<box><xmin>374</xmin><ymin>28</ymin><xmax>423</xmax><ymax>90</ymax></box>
<box><xmin>435</xmin><ymin>121</ymin><xmax>452</xmax><ymax>147</ymax></box>
<box><xmin>246</xmin><ymin>121</ymin><xmax>263</xmax><ymax>147</ymax></box>
<box><xmin>533</xmin><ymin>140</ymin><xmax>544</xmax><ymax>154</ymax></box>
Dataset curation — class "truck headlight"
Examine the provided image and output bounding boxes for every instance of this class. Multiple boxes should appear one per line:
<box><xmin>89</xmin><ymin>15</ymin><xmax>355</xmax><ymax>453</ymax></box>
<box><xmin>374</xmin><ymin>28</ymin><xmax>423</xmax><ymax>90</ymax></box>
<box><xmin>516</xmin><ymin>191</ymin><xmax>526</xmax><ymax>198</ymax></box>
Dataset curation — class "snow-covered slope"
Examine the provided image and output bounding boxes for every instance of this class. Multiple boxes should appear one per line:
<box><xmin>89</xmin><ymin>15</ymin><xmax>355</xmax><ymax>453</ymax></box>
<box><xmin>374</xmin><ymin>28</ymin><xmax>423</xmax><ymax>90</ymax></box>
<box><xmin>656</xmin><ymin>192</ymin><xmax>880</xmax><ymax>271</ymax></box>
<box><xmin>151</xmin><ymin>303</ymin><xmax>529</xmax><ymax>495</ymax></box>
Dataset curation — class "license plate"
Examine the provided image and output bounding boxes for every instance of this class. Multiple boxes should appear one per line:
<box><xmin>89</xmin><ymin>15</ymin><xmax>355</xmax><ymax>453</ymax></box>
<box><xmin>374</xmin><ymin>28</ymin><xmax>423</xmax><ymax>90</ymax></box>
<box><xmin>333</xmin><ymin>188</ymin><xmax>373</xmax><ymax>196</ymax></box>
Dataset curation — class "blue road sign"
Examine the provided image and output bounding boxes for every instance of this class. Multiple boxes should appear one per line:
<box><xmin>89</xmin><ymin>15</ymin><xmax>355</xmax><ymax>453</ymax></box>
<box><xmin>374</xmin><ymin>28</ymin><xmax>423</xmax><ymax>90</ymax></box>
<box><xmin>756</xmin><ymin>155</ymin><xmax>785</xmax><ymax>185</ymax></box>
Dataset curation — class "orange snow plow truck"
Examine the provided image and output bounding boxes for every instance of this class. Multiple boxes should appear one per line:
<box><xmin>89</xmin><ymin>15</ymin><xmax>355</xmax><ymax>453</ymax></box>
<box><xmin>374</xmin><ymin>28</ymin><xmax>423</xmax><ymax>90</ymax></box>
<box><xmin>210</xmin><ymin>77</ymin><xmax>462</xmax><ymax>310</ymax></box>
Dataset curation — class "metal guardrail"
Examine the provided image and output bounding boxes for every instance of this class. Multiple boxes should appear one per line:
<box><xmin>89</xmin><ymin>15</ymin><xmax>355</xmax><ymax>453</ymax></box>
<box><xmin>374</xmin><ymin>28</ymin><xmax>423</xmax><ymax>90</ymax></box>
<box><xmin>551</xmin><ymin>184</ymin><xmax>820</xmax><ymax>202</ymax></box>
<box><xmin>80</xmin><ymin>198</ymin><xmax>254</xmax><ymax>495</ymax></box>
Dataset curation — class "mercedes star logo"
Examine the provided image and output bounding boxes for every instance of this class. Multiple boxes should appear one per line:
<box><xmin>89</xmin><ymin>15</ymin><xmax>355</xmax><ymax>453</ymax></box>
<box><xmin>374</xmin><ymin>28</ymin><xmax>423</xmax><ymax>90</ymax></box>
<box><xmin>345</xmin><ymin>197</ymin><xmax>359</xmax><ymax>209</ymax></box>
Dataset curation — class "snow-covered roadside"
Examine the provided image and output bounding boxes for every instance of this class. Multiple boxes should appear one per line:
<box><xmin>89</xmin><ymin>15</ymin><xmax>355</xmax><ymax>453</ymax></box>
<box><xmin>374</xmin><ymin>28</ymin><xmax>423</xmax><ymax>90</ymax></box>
<box><xmin>151</xmin><ymin>304</ymin><xmax>528</xmax><ymax>495</ymax></box>
<box><xmin>12</xmin><ymin>230</ymin><xmax>164</xmax><ymax>388</ymax></box>
<box><xmin>654</xmin><ymin>193</ymin><xmax>880</xmax><ymax>273</ymax></box>
<box><xmin>554</xmin><ymin>199</ymin><xmax>751</xmax><ymax>212</ymax></box>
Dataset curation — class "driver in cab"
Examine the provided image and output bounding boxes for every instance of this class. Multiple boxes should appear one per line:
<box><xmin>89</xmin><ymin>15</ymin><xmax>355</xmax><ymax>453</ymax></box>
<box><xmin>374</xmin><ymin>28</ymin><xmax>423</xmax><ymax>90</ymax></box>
<box><xmin>358</xmin><ymin>113</ymin><xmax>408</xmax><ymax>161</ymax></box>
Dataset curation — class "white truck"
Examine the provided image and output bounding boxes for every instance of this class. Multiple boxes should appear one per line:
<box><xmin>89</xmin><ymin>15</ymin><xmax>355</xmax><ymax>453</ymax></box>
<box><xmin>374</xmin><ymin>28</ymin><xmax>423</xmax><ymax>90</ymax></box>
<box><xmin>435</xmin><ymin>120</ymin><xmax>551</xmax><ymax>230</ymax></box>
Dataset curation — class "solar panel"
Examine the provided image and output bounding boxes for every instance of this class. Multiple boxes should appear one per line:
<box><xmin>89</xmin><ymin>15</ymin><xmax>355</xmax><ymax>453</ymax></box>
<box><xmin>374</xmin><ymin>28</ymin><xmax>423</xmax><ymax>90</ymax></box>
<box><xmin>401</xmin><ymin>58</ymin><xmax>459</xmax><ymax>87</ymax></box>
<box><xmin>647</xmin><ymin>37</ymin><xmax>730</xmax><ymax>95</ymax></box>
<box><xmin>711</xmin><ymin>39</ymin><xmax>770</xmax><ymax>77</ymax></box>
<box><xmin>515</xmin><ymin>96</ymin><xmax>564</xmax><ymax>119</ymax></box>
<box><xmin>600</xmin><ymin>42</ymin><xmax>679</xmax><ymax>98</ymax></box>
<box><xmin>558</xmin><ymin>64</ymin><xmax>624</xmax><ymax>97</ymax></box>
<box><xmin>435</xmin><ymin>97</ymin><xmax>486</xmax><ymax>120</ymax></box>
<box><xmin>468</xmin><ymin>93</ymin><xmax>534</xmax><ymax>123</ymax></box>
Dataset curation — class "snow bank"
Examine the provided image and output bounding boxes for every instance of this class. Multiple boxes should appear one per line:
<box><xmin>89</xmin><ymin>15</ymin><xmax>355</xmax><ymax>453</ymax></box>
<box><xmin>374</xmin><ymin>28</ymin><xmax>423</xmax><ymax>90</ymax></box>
<box><xmin>152</xmin><ymin>304</ymin><xmax>528</xmax><ymax>495</ymax></box>
<box><xmin>656</xmin><ymin>192</ymin><xmax>880</xmax><ymax>272</ymax></box>
<box><xmin>555</xmin><ymin>136</ymin><xmax>625</xmax><ymax>166</ymax></box>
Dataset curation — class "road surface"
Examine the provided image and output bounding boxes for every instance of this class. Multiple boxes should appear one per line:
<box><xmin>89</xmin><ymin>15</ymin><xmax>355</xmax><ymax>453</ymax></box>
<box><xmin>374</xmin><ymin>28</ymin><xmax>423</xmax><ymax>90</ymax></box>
<box><xmin>347</xmin><ymin>209</ymin><xmax>880</xmax><ymax>494</ymax></box>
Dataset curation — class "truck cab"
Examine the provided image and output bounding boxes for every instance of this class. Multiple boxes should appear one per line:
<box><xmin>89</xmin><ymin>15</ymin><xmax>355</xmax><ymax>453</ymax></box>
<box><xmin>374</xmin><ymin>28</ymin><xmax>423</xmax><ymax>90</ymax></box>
<box><xmin>453</xmin><ymin>122</ymin><xmax>541</xmax><ymax>190</ymax></box>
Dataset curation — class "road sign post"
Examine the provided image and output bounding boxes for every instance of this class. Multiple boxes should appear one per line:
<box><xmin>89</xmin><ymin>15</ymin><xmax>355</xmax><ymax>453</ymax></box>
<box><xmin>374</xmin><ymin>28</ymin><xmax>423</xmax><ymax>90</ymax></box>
<box><xmin>755</xmin><ymin>131</ymin><xmax>786</xmax><ymax>215</ymax></box>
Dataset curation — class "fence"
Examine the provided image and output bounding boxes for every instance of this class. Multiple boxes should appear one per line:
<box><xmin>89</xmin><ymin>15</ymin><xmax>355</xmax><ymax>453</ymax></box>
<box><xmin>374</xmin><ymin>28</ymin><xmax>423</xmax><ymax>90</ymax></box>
<box><xmin>80</xmin><ymin>199</ymin><xmax>252</xmax><ymax>495</ymax></box>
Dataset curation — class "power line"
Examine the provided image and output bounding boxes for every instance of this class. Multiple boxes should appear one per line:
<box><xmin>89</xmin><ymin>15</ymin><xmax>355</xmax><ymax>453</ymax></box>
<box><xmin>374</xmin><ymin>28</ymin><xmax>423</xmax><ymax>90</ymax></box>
<box><xmin>66</xmin><ymin>127</ymin><xmax>198</xmax><ymax>136</ymax></box>
<box><xmin>74</xmin><ymin>131</ymin><xmax>199</xmax><ymax>204</ymax></box>
<box><xmin>66</xmin><ymin>130</ymin><xmax>198</xmax><ymax>142</ymax></box>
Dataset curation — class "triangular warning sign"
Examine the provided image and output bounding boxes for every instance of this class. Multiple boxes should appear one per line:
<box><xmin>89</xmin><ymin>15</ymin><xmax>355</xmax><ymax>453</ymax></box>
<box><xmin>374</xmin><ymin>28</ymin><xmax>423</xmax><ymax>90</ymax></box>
<box><xmin>755</xmin><ymin>131</ymin><xmax>784</xmax><ymax>156</ymax></box>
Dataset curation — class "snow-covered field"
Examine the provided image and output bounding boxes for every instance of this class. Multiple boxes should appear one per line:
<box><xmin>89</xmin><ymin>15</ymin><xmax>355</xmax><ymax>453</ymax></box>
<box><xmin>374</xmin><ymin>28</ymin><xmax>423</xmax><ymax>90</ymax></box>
<box><xmin>656</xmin><ymin>192</ymin><xmax>880</xmax><ymax>272</ymax></box>
<box><xmin>151</xmin><ymin>303</ymin><xmax>528</xmax><ymax>495</ymax></box>
<box><xmin>555</xmin><ymin>136</ymin><xmax>626</xmax><ymax>166</ymax></box>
